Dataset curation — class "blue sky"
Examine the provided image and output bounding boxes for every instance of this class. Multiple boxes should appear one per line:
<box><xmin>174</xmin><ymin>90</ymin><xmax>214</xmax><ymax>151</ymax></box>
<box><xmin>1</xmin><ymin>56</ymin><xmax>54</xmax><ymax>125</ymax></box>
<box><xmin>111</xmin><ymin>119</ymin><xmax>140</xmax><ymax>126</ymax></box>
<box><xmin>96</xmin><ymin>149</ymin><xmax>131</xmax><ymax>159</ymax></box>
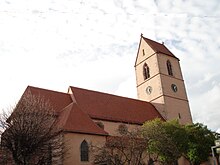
<box><xmin>0</xmin><ymin>0</ymin><xmax>220</xmax><ymax>132</ymax></box>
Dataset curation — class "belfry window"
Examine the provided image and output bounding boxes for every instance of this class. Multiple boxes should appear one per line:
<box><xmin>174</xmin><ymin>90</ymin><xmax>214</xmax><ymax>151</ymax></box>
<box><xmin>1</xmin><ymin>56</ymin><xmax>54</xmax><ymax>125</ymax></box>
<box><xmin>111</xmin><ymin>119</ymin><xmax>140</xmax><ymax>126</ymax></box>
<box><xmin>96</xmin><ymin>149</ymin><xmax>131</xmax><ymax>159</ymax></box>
<box><xmin>167</xmin><ymin>60</ymin><xmax>173</xmax><ymax>76</ymax></box>
<box><xmin>143</xmin><ymin>63</ymin><xmax>150</xmax><ymax>80</ymax></box>
<box><xmin>80</xmin><ymin>140</ymin><xmax>89</xmax><ymax>161</ymax></box>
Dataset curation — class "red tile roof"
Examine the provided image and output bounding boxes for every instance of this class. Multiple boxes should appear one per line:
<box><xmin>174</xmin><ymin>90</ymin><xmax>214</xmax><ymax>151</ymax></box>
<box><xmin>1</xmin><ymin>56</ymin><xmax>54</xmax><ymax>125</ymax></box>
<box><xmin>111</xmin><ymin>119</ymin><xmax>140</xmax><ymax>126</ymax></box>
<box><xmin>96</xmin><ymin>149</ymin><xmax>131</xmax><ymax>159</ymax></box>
<box><xmin>69</xmin><ymin>86</ymin><xmax>164</xmax><ymax>124</ymax></box>
<box><xmin>21</xmin><ymin>86</ymin><xmax>164</xmax><ymax>135</ymax></box>
<box><xmin>142</xmin><ymin>37</ymin><xmax>178</xmax><ymax>59</ymax></box>
<box><xmin>26</xmin><ymin>86</ymin><xmax>73</xmax><ymax>112</ymax></box>
<box><xmin>58</xmin><ymin>103</ymin><xmax>108</xmax><ymax>136</ymax></box>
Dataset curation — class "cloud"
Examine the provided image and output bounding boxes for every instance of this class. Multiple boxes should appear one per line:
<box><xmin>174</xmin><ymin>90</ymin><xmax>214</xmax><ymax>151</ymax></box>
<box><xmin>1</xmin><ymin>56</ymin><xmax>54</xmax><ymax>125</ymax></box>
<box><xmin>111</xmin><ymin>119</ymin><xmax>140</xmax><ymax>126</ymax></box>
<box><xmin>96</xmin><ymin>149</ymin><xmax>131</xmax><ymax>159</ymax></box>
<box><xmin>154</xmin><ymin>0</ymin><xmax>220</xmax><ymax>16</ymax></box>
<box><xmin>151</xmin><ymin>2</ymin><xmax>220</xmax><ymax>131</ymax></box>
<box><xmin>0</xmin><ymin>0</ymin><xmax>220</xmax><ymax>132</ymax></box>
<box><xmin>191</xmin><ymin>82</ymin><xmax>220</xmax><ymax>131</ymax></box>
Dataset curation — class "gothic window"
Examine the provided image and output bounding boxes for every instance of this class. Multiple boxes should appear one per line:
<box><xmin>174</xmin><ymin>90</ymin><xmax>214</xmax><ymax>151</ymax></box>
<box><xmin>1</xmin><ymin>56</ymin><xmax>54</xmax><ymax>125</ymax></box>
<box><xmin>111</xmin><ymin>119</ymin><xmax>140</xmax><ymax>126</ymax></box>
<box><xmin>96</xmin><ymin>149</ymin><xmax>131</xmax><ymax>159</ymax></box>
<box><xmin>167</xmin><ymin>60</ymin><xmax>173</xmax><ymax>76</ymax></box>
<box><xmin>143</xmin><ymin>63</ymin><xmax>150</xmax><ymax>80</ymax></box>
<box><xmin>80</xmin><ymin>140</ymin><xmax>89</xmax><ymax>161</ymax></box>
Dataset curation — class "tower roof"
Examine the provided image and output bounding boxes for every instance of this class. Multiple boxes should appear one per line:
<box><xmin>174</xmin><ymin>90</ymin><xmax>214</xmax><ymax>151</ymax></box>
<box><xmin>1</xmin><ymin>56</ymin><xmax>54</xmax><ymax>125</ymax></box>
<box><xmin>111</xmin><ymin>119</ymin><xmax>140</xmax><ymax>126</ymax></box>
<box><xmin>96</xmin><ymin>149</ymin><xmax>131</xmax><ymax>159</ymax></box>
<box><xmin>142</xmin><ymin>36</ymin><xmax>178</xmax><ymax>59</ymax></box>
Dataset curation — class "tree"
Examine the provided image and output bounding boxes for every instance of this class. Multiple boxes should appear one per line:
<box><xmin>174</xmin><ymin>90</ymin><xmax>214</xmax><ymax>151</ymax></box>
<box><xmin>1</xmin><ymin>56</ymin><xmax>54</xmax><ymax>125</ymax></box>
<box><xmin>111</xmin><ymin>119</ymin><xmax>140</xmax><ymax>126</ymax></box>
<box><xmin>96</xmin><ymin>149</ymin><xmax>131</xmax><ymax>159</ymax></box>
<box><xmin>184</xmin><ymin>123</ymin><xmax>216</xmax><ymax>165</ymax></box>
<box><xmin>163</xmin><ymin>120</ymin><xmax>189</xmax><ymax>159</ymax></box>
<box><xmin>0</xmin><ymin>93</ymin><xmax>64</xmax><ymax>165</ymax></box>
<box><xmin>91</xmin><ymin>124</ymin><xmax>147</xmax><ymax>165</ymax></box>
<box><xmin>142</xmin><ymin>118</ymin><xmax>185</xmax><ymax>165</ymax></box>
<box><xmin>142</xmin><ymin>119</ymin><xmax>217</xmax><ymax>165</ymax></box>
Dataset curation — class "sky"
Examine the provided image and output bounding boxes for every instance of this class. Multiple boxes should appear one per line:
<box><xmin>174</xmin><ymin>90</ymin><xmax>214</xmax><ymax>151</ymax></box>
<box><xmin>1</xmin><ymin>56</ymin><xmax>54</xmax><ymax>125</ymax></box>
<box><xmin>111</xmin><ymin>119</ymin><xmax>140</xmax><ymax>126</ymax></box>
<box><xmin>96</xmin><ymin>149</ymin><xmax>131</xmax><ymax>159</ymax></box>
<box><xmin>0</xmin><ymin>0</ymin><xmax>220</xmax><ymax>132</ymax></box>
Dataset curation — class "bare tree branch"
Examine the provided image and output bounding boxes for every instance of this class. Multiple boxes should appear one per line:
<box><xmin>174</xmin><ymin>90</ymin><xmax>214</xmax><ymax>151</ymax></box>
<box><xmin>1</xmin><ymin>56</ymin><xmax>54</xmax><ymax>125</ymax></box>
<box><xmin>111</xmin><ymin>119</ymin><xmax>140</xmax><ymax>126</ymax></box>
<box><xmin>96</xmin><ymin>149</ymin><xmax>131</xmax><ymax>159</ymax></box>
<box><xmin>91</xmin><ymin>125</ymin><xmax>147</xmax><ymax>165</ymax></box>
<box><xmin>0</xmin><ymin>92</ymin><xmax>65</xmax><ymax>165</ymax></box>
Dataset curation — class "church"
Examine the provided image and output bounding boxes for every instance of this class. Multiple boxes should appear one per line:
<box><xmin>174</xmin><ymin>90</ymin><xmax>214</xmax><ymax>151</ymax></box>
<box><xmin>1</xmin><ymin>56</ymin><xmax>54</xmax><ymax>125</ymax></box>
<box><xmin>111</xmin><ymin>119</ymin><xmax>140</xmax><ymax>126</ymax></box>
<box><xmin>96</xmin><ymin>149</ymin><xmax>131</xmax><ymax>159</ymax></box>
<box><xmin>14</xmin><ymin>35</ymin><xmax>193</xmax><ymax>164</ymax></box>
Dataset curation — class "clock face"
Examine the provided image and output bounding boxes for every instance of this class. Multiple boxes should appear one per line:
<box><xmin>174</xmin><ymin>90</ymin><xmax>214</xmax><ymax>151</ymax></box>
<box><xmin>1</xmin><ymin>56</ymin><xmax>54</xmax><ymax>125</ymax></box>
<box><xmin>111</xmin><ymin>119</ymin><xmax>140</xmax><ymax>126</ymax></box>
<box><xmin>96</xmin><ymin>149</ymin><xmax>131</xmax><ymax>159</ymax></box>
<box><xmin>146</xmin><ymin>86</ymin><xmax>152</xmax><ymax>94</ymax></box>
<box><xmin>171</xmin><ymin>84</ymin><xmax>178</xmax><ymax>92</ymax></box>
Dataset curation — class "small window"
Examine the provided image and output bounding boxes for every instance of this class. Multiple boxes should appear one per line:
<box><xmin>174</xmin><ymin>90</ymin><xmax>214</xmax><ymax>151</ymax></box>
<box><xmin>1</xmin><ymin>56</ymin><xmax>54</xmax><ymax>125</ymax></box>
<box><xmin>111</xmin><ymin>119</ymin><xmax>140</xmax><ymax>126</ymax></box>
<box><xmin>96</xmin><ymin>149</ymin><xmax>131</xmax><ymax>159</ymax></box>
<box><xmin>143</xmin><ymin>63</ymin><xmax>150</xmax><ymax>80</ymax></box>
<box><xmin>80</xmin><ymin>140</ymin><xmax>89</xmax><ymax>161</ymax></box>
<box><xmin>95</xmin><ymin>122</ymin><xmax>104</xmax><ymax>129</ymax></box>
<box><xmin>142</xmin><ymin>49</ymin><xmax>145</xmax><ymax>56</ymax></box>
<box><xmin>167</xmin><ymin>60</ymin><xmax>173</xmax><ymax>76</ymax></box>
<box><xmin>178</xmin><ymin>113</ymin><xmax>181</xmax><ymax>119</ymax></box>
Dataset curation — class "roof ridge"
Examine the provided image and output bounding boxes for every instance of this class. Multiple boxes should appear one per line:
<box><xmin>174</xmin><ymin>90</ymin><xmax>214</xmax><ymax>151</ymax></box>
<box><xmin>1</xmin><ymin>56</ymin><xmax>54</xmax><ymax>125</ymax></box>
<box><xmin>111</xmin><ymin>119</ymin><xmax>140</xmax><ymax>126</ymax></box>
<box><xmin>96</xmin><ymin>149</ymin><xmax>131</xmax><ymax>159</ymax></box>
<box><xmin>69</xmin><ymin>86</ymin><xmax>152</xmax><ymax>104</ymax></box>
<box><xmin>68</xmin><ymin>86</ymin><xmax>164</xmax><ymax>123</ymax></box>
<box><xmin>27</xmin><ymin>85</ymin><xmax>68</xmax><ymax>95</ymax></box>
<box><xmin>58</xmin><ymin>102</ymin><xmax>74</xmax><ymax>114</ymax></box>
<box><xmin>56</xmin><ymin>103</ymin><xmax>73</xmax><ymax>129</ymax></box>
<box><xmin>26</xmin><ymin>86</ymin><xmax>73</xmax><ymax>113</ymax></box>
<box><xmin>141</xmin><ymin>36</ymin><xmax>178</xmax><ymax>59</ymax></box>
<box><xmin>60</xmin><ymin>102</ymin><xmax>108</xmax><ymax>136</ymax></box>
<box><xmin>142</xmin><ymin>36</ymin><xmax>163</xmax><ymax>45</ymax></box>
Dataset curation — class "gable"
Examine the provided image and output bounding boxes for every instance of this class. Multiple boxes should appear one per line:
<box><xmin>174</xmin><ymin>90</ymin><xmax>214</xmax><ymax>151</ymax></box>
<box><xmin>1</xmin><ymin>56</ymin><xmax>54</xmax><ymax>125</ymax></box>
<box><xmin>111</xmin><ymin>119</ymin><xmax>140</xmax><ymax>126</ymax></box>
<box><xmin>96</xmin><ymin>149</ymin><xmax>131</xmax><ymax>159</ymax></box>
<box><xmin>135</xmin><ymin>36</ymin><xmax>179</xmax><ymax>67</ymax></box>
<box><xmin>135</xmin><ymin>37</ymin><xmax>156</xmax><ymax>66</ymax></box>
<box><xmin>58</xmin><ymin>103</ymin><xmax>108</xmax><ymax>136</ymax></box>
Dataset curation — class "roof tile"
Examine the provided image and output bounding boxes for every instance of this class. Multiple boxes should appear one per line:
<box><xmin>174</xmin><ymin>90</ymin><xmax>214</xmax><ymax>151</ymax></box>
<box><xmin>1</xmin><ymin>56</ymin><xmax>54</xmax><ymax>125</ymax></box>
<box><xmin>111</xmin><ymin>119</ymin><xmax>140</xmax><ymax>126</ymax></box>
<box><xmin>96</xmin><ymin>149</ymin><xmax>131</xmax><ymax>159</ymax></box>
<box><xmin>22</xmin><ymin>86</ymin><xmax>164</xmax><ymax>135</ymax></box>
<box><xmin>142</xmin><ymin>37</ymin><xmax>178</xmax><ymax>59</ymax></box>
<box><xmin>69</xmin><ymin>86</ymin><xmax>164</xmax><ymax>124</ymax></box>
<box><xmin>26</xmin><ymin>86</ymin><xmax>73</xmax><ymax>112</ymax></box>
<box><xmin>58</xmin><ymin>103</ymin><xmax>108</xmax><ymax>135</ymax></box>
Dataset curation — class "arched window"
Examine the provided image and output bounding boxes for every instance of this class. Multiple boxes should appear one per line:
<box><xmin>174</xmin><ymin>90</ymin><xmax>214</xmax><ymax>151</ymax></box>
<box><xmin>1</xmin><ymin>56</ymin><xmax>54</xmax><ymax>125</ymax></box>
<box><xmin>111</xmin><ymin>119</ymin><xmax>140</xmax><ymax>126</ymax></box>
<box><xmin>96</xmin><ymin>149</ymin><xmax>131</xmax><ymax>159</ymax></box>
<box><xmin>80</xmin><ymin>140</ymin><xmax>89</xmax><ymax>161</ymax></box>
<box><xmin>143</xmin><ymin>63</ymin><xmax>150</xmax><ymax>80</ymax></box>
<box><xmin>167</xmin><ymin>60</ymin><xmax>173</xmax><ymax>76</ymax></box>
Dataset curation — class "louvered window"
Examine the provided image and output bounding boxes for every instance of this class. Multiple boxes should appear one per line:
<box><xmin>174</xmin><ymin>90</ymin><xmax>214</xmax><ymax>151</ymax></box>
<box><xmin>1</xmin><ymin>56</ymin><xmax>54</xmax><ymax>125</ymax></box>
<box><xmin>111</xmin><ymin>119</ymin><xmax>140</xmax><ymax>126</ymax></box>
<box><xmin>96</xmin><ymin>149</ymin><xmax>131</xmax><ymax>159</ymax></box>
<box><xmin>167</xmin><ymin>60</ymin><xmax>173</xmax><ymax>76</ymax></box>
<box><xmin>143</xmin><ymin>63</ymin><xmax>150</xmax><ymax>80</ymax></box>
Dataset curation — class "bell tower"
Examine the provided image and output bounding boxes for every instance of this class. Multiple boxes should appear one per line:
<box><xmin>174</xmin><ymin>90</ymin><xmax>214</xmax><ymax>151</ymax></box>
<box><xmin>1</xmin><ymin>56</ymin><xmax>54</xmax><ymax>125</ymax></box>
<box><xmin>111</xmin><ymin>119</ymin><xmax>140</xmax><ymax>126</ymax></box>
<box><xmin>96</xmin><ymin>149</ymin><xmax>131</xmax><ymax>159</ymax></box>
<box><xmin>135</xmin><ymin>34</ymin><xmax>192</xmax><ymax>124</ymax></box>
